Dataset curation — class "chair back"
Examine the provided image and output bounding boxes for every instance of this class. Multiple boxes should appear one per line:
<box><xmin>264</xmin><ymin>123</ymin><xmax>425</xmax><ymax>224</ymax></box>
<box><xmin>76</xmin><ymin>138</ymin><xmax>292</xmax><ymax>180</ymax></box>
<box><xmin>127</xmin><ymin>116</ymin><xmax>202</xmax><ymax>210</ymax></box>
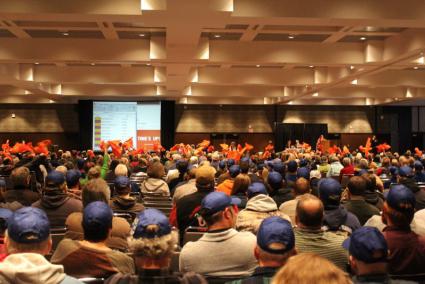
<box><xmin>183</xmin><ymin>226</ymin><xmax>207</xmax><ymax>246</ymax></box>
<box><xmin>113</xmin><ymin>211</ymin><xmax>137</xmax><ymax>224</ymax></box>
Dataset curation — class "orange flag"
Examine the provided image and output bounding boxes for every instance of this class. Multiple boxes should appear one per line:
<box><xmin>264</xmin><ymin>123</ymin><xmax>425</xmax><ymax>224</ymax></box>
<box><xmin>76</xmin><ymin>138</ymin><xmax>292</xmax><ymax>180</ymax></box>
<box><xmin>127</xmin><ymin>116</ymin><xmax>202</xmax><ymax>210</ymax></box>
<box><xmin>359</xmin><ymin>137</ymin><xmax>372</xmax><ymax>156</ymax></box>
<box><xmin>415</xmin><ymin>147</ymin><xmax>423</xmax><ymax>157</ymax></box>
<box><xmin>108</xmin><ymin>140</ymin><xmax>122</xmax><ymax>157</ymax></box>
<box><xmin>376</xmin><ymin>143</ymin><xmax>391</xmax><ymax>153</ymax></box>
<box><xmin>123</xmin><ymin>137</ymin><xmax>133</xmax><ymax>150</ymax></box>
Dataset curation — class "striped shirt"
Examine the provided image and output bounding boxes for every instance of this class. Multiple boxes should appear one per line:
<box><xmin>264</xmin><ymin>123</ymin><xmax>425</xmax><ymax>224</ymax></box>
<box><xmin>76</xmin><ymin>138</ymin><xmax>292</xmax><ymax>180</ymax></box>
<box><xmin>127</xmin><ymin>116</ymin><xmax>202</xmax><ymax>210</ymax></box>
<box><xmin>294</xmin><ymin>227</ymin><xmax>348</xmax><ymax>271</ymax></box>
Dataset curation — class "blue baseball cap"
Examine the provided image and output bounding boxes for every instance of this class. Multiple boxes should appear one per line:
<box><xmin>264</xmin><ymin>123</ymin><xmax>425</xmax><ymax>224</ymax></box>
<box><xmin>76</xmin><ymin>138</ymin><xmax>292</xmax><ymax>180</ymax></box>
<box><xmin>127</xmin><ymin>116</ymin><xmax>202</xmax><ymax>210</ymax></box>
<box><xmin>318</xmin><ymin>178</ymin><xmax>342</xmax><ymax>208</ymax></box>
<box><xmin>227</xmin><ymin>159</ymin><xmax>235</xmax><ymax>167</ymax></box>
<box><xmin>46</xmin><ymin>170</ymin><xmax>66</xmax><ymax>186</ymax></box>
<box><xmin>83</xmin><ymin>201</ymin><xmax>113</xmax><ymax>230</ymax></box>
<box><xmin>201</xmin><ymin>191</ymin><xmax>241</xmax><ymax>215</ymax></box>
<box><xmin>229</xmin><ymin>165</ymin><xmax>241</xmax><ymax>178</ymax></box>
<box><xmin>399</xmin><ymin>166</ymin><xmax>413</xmax><ymax>177</ymax></box>
<box><xmin>7</xmin><ymin>207</ymin><xmax>50</xmax><ymax>244</ymax></box>
<box><xmin>66</xmin><ymin>169</ymin><xmax>81</xmax><ymax>187</ymax></box>
<box><xmin>133</xmin><ymin>209</ymin><xmax>171</xmax><ymax>239</ymax></box>
<box><xmin>257</xmin><ymin>217</ymin><xmax>295</xmax><ymax>254</ymax></box>
<box><xmin>247</xmin><ymin>182</ymin><xmax>268</xmax><ymax>198</ymax></box>
<box><xmin>389</xmin><ymin>166</ymin><xmax>398</xmax><ymax>176</ymax></box>
<box><xmin>219</xmin><ymin>160</ymin><xmax>226</xmax><ymax>169</ymax></box>
<box><xmin>267</xmin><ymin>172</ymin><xmax>283</xmax><ymax>186</ymax></box>
<box><xmin>287</xmin><ymin>160</ymin><xmax>298</xmax><ymax>172</ymax></box>
<box><xmin>414</xmin><ymin>161</ymin><xmax>424</xmax><ymax>170</ymax></box>
<box><xmin>272</xmin><ymin>162</ymin><xmax>284</xmax><ymax>173</ymax></box>
<box><xmin>385</xmin><ymin>184</ymin><xmax>416</xmax><ymax>212</ymax></box>
<box><xmin>299</xmin><ymin>159</ymin><xmax>308</xmax><ymax>167</ymax></box>
<box><xmin>114</xmin><ymin>176</ymin><xmax>130</xmax><ymax>188</ymax></box>
<box><xmin>297</xmin><ymin>167</ymin><xmax>310</xmax><ymax>179</ymax></box>
<box><xmin>342</xmin><ymin>227</ymin><xmax>388</xmax><ymax>263</ymax></box>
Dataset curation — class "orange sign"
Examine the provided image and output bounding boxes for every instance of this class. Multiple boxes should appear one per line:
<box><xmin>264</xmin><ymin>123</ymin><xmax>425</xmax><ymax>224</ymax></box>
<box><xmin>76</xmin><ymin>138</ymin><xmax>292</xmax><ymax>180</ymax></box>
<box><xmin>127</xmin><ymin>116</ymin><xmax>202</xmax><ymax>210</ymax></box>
<box><xmin>137</xmin><ymin>130</ymin><xmax>161</xmax><ymax>151</ymax></box>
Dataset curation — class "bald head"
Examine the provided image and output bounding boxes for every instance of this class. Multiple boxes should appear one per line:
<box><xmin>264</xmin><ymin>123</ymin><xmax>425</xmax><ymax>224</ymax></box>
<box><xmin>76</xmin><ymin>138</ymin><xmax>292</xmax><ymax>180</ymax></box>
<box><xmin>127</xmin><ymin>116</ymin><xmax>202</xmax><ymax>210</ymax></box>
<box><xmin>294</xmin><ymin>178</ymin><xmax>310</xmax><ymax>196</ymax></box>
<box><xmin>296</xmin><ymin>194</ymin><xmax>324</xmax><ymax>229</ymax></box>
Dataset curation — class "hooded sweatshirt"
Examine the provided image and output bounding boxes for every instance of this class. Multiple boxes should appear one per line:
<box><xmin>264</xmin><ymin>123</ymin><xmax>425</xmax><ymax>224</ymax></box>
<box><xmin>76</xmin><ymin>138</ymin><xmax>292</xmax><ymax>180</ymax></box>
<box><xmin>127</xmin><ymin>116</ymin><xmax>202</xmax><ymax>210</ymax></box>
<box><xmin>109</xmin><ymin>196</ymin><xmax>144</xmax><ymax>214</ymax></box>
<box><xmin>236</xmin><ymin>194</ymin><xmax>291</xmax><ymax>234</ymax></box>
<box><xmin>32</xmin><ymin>187</ymin><xmax>83</xmax><ymax>227</ymax></box>
<box><xmin>323</xmin><ymin>205</ymin><xmax>361</xmax><ymax>234</ymax></box>
<box><xmin>140</xmin><ymin>178</ymin><xmax>170</xmax><ymax>196</ymax></box>
<box><xmin>0</xmin><ymin>253</ymin><xmax>82</xmax><ymax>284</ymax></box>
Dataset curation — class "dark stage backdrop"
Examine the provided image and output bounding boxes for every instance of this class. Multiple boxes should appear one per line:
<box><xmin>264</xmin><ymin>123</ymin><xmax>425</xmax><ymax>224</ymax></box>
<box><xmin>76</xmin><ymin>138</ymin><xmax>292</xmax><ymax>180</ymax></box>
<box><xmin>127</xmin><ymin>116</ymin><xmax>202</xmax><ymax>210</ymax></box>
<box><xmin>275</xmin><ymin>123</ymin><xmax>328</xmax><ymax>152</ymax></box>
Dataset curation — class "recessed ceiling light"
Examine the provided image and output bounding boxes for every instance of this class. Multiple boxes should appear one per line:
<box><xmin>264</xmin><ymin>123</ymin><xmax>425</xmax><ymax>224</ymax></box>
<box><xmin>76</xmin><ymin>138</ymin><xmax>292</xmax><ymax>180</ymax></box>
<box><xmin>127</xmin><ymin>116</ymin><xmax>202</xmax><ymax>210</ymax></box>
<box><xmin>309</xmin><ymin>65</ymin><xmax>314</xmax><ymax>68</ymax></box>
<box><xmin>62</xmin><ymin>32</ymin><xmax>69</xmax><ymax>36</ymax></box>
<box><xmin>90</xmin><ymin>63</ymin><xmax>95</xmax><ymax>66</ymax></box>
<box><xmin>256</xmin><ymin>64</ymin><xmax>260</xmax><ymax>67</ymax></box>
<box><xmin>360</xmin><ymin>37</ymin><xmax>367</xmax><ymax>41</ymax></box>
<box><xmin>395</xmin><ymin>98</ymin><xmax>399</xmax><ymax>101</ymax></box>
<box><xmin>350</xmin><ymin>65</ymin><xmax>355</xmax><ymax>70</ymax></box>
<box><xmin>312</xmin><ymin>92</ymin><xmax>319</xmax><ymax>97</ymax></box>
<box><xmin>414</xmin><ymin>66</ymin><xmax>419</xmax><ymax>70</ymax></box>
<box><xmin>146</xmin><ymin>63</ymin><xmax>151</xmax><ymax>66</ymax></box>
<box><xmin>288</xmin><ymin>35</ymin><xmax>295</xmax><ymax>39</ymax></box>
<box><xmin>214</xmin><ymin>34</ymin><xmax>221</xmax><ymax>38</ymax></box>
<box><xmin>138</xmin><ymin>34</ymin><xmax>145</xmax><ymax>37</ymax></box>
<box><xmin>35</xmin><ymin>62</ymin><xmax>39</xmax><ymax>65</ymax></box>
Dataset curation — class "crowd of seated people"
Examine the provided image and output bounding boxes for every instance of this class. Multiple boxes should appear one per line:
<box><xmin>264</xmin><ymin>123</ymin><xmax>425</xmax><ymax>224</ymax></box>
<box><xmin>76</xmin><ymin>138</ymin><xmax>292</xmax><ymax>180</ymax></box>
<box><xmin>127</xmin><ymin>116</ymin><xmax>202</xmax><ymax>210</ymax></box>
<box><xmin>0</xmin><ymin>140</ymin><xmax>424</xmax><ymax>283</ymax></box>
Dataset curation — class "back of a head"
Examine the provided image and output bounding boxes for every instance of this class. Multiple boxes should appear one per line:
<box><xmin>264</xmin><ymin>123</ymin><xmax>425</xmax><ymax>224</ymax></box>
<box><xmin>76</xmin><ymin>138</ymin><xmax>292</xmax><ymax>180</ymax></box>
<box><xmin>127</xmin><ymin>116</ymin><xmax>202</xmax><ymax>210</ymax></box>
<box><xmin>347</xmin><ymin>176</ymin><xmax>367</xmax><ymax>196</ymax></box>
<box><xmin>195</xmin><ymin>165</ymin><xmax>216</xmax><ymax>191</ymax></box>
<box><xmin>87</xmin><ymin>166</ymin><xmax>101</xmax><ymax>180</ymax></box>
<box><xmin>232</xmin><ymin>174</ymin><xmax>251</xmax><ymax>195</ymax></box>
<box><xmin>176</xmin><ymin>159</ymin><xmax>189</xmax><ymax>174</ymax></box>
<box><xmin>267</xmin><ymin>172</ymin><xmax>283</xmax><ymax>190</ymax></box>
<box><xmin>342</xmin><ymin>157</ymin><xmax>351</xmax><ymax>167</ymax></box>
<box><xmin>239</xmin><ymin>159</ymin><xmax>250</xmax><ymax>174</ymax></box>
<box><xmin>272</xmin><ymin>253</ymin><xmax>351</xmax><ymax>284</ymax></box>
<box><xmin>82</xmin><ymin>178</ymin><xmax>111</xmax><ymax>207</ymax></box>
<box><xmin>66</xmin><ymin>169</ymin><xmax>81</xmax><ymax>188</ymax></box>
<box><xmin>147</xmin><ymin>162</ymin><xmax>165</xmax><ymax>179</ymax></box>
<box><xmin>82</xmin><ymin>201</ymin><xmax>113</xmax><ymax>243</ymax></box>
<box><xmin>114</xmin><ymin>163</ymin><xmax>128</xmax><ymax>177</ymax></box>
<box><xmin>361</xmin><ymin>173</ymin><xmax>376</xmax><ymax>193</ymax></box>
<box><xmin>294</xmin><ymin>178</ymin><xmax>310</xmax><ymax>196</ymax></box>
<box><xmin>383</xmin><ymin>184</ymin><xmax>416</xmax><ymax>227</ymax></box>
<box><xmin>10</xmin><ymin>167</ymin><xmax>30</xmax><ymax>188</ymax></box>
<box><xmin>296</xmin><ymin>194</ymin><xmax>324</xmax><ymax>228</ymax></box>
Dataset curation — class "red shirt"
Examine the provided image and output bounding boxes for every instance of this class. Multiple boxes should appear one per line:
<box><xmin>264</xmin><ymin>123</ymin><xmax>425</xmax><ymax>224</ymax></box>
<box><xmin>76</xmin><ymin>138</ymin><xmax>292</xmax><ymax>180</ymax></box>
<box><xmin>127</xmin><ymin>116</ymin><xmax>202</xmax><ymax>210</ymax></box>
<box><xmin>383</xmin><ymin>226</ymin><xmax>425</xmax><ymax>281</ymax></box>
<box><xmin>340</xmin><ymin>164</ymin><xmax>355</xmax><ymax>175</ymax></box>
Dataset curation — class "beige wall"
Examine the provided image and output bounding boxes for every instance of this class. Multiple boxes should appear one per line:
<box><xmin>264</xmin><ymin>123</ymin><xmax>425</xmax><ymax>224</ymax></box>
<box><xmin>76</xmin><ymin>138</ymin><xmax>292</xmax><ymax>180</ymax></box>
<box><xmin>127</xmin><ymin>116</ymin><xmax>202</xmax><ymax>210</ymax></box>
<box><xmin>283</xmin><ymin>110</ymin><xmax>373</xmax><ymax>133</ymax></box>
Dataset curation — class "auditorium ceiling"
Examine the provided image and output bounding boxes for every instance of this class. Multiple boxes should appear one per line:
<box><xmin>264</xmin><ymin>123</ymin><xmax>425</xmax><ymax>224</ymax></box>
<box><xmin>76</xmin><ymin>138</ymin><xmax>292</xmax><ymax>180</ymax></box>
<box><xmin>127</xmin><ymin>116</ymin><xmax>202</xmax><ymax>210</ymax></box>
<box><xmin>1</xmin><ymin>0</ymin><xmax>425</xmax><ymax>105</ymax></box>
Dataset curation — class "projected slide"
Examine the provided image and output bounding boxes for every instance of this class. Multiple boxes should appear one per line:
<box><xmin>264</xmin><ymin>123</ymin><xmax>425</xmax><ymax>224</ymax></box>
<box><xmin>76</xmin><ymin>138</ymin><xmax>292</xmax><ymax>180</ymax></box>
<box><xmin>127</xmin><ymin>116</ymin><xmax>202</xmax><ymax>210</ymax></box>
<box><xmin>92</xmin><ymin>101</ymin><xmax>161</xmax><ymax>151</ymax></box>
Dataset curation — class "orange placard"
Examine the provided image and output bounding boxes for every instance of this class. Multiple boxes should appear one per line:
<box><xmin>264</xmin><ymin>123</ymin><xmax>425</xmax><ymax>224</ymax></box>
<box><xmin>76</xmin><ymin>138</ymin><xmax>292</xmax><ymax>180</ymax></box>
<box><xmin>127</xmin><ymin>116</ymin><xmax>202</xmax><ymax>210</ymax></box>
<box><xmin>137</xmin><ymin>130</ymin><xmax>161</xmax><ymax>151</ymax></box>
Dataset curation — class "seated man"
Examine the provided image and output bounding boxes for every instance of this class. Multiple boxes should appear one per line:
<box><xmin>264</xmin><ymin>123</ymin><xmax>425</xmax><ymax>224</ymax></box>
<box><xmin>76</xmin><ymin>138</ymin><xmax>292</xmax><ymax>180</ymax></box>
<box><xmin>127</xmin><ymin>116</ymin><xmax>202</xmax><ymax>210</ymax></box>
<box><xmin>230</xmin><ymin>217</ymin><xmax>296</xmax><ymax>284</ymax></box>
<box><xmin>0</xmin><ymin>207</ymin><xmax>81</xmax><ymax>283</ymax></box>
<box><xmin>109</xmin><ymin>176</ymin><xmax>144</xmax><ymax>214</ymax></box>
<box><xmin>294</xmin><ymin>194</ymin><xmax>348</xmax><ymax>270</ymax></box>
<box><xmin>381</xmin><ymin>185</ymin><xmax>425</xmax><ymax>281</ymax></box>
<box><xmin>343</xmin><ymin>176</ymin><xmax>380</xmax><ymax>225</ymax></box>
<box><xmin>107</xmin><ymin>208</ymin><xmax>206</xmax><ymax>283</ymax></box>
<box><xmin>318</xmin><ymin>178</ymin><xmax>361</xmax><ymax>234</ymax></box>
<box><xmin>267</xmin><ymin>172</ymin><xmax>293</xmax><ymax>207</ymax></box>
<box><xmin>32</xmin><ymin>171</ymin><xmax>83</xmax><ymax>227</ymax></box>
<box><xmin>66</xmin><ymin>169</ymin><xmax>82</xmax><ymax>199</ymax></box>
<box><xmin>0</xmin><ymin>208</ymin><xmax>13</xmax><ymax>261</ymax></box>
<box><xmin>343</xmin><ymin>226</ymin><xmax>404</xmax><ymax>283</ymax></box>
<box><xmin>180</xmin><ymin>191</ymin><xmax>257</xmax><ymax>278</ymax></box>
<box><xmin>236</xmin><ymin>182</ymin><xmax>291</xmax><ymax>234</ymax></box>
<box><xmin>1</xmin><ymin>167</ymin><xmax>39</xmax><ymax>210</ymax></box>
<box><xmin>51</xmin><ymin>201</ymin><xmax>134</xmax><ymax>279</ymax></box>
<box><xmin>279</xmin><ymin>177</ymin><xmax>311</xmax><ymax>223</ymax></box>
<box><xmin>65</xmin><ymin>178</ymin><xmax>131</xmax><ymax>251</ymax></box>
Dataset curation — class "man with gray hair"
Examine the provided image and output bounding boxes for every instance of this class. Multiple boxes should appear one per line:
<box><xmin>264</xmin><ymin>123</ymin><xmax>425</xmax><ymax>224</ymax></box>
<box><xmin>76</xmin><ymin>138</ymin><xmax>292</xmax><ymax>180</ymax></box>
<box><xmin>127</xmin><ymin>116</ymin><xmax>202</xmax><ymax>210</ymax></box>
<box><xmin>0</xmin><ymin>207</ymin><xmax>82</xmax><ymax>283</ymax></box>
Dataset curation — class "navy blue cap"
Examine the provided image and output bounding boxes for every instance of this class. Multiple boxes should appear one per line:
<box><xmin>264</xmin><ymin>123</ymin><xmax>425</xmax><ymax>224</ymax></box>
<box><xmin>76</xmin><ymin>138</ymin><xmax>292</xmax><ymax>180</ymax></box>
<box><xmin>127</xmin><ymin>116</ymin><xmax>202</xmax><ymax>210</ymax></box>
<box><xmin>247</xmin><ymin>182</ymin><xmax>268</xmax><ymax>198</ymax></box>
<box><xmin>229</xmin><ymin>165</ymin><xmax>241</xmax><ymax>178</ymax></box>
<box><xmin>257</xmin><ymin>163</ymin><xmax>265</xmax><ymax>171</ymax></box>
<box><xmin>240</xmin><ymin>157</ymin><xmax>250</xmax><ymax>163</ymax></box>
<box><xmin>385</xmin><ymin>184</ymin><xmax>416</xmax><ymax>211</ymax></box>
<box><xmin>297</xmin><ymin>167</ymin><xmax>310</xmax><ymax>179</ymax></box>
<box><xmin>66</xmin><ymin>169</ymin><xmax>81</xmax><ymax>187</ymax></box>
<box><xmin>227</xmin><ymin>159</ymin><xmax>235</xmax><ymax>167</ymax></box>
<box><xmin>114</xmin><ymin>175</ymin><xmax>130</xmax><ymax>188</ymax></box>
<box><xmin>257</xmin><ymin>217</ymin><xmax>295</xmax><ymax>254</ymax></box>
<box><xmin>342</xmin><ymin>227</ymin><xmax>388</xmax><ymax>263</ymax></box>
<box><xmin>8</xmin><ymin>207</ymin><xmax>50</xmax><ymax>244</ymax></box>
<box><xmin>46</xmin><ymin>170</ymin><xmax>66</xmax><ymax>186</ymax></box>
<box><xmin>272</xmin><ymin>162</ymin><xmax>284</xmax><ymax>173</ymax></box>
<box><xmin>219</xmin><ymin>160</ymin><xmax>226</xmax><ymax>169</ymax></box>
<box><xmin>414</xmin><ymin>161</ymin><xmax>424</xmax><ymax>170</ymax></box>
<box><xmin>299</xmin><ymin>159</ymin><xmax>308</xmax><ymax>167</ymax></box>
<box><xmin>83</xmin><ymin>201</ymin><xmax>113</xmax><ymax>230</ymax></box>
<box><xmin>399</xmin><ymin>166</ymin><xmax>413</xmax><ymax>177</ymax></box>
<box><xmin>287</xmin><ymin>160</ymin><xmax>298</xmax><ymax>172</ymax></box>
<box><xmin>133</xmin><ymin>209</ymin><xmax>171</xmax><ymax>239</ymax></box>
<box><xmin>319</xmin><ymin>178</ymin><xmax>342</xmax><ymax>208</ymax></box>
<box><xmin>389</xmin><ymin>166</ymin><xmax>399</xmax><ymax>176</ymax></box>
<box><xmin>267</xmin><ymin>171</ymin><xmax>283</xmax><ymax>186</ymax></box>
<box><xmin>201</xmin><ymin>191</ymin><xmax>241</xmax><ymax>216</ymax></box>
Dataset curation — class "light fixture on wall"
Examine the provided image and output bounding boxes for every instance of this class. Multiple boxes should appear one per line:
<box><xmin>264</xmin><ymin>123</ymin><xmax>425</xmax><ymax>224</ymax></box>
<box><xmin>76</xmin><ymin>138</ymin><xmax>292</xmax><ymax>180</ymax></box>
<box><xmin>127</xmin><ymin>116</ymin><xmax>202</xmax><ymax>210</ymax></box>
<box><xmin>11</xmin><ymin>113</ymin><xmax>15</xmax><ymax>118</ymax></box>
